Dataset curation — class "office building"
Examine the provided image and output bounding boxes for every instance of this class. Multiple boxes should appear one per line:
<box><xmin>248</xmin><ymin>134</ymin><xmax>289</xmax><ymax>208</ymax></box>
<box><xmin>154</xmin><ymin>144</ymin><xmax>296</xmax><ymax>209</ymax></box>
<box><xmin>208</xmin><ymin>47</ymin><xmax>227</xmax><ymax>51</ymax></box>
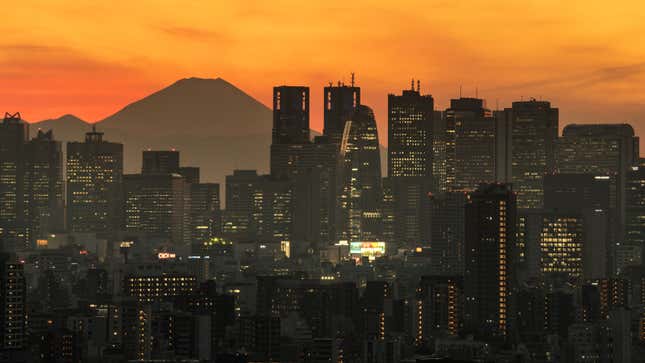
<box><xmin>429</xmin><ymin>191</ymin><xmax>467</xmax><ymax>275</ymax></box>
<box><xmin>25</xmin><ymin>130</ymin><xmax>64</xmax><ymax>244</ymax></box>
<box><xmin>324</xmin><ymin>80</ymin><xmax>361</xmax><ymax>145</ymax></box>
<box><xmin>506</xmin><ymin>100</ymin><xmax>559</xmax><ymax>209</ymax></box>
<box><xmin>557</xmin><ymin>123</ymin><xmax>639</xmax><ymax>242</ymax></box>
<box><xmin>337</xmin><ymin>105</ymin><xmax>383</xmax><ymax>242</ymax></box>
<box><xmin>387</xmin><ymin>83</ymin><xmax>434</xmax><ymax>248</ymax></box>
<box><xmin>445</xmin><ymin>98</ymin><xmax>495</xmax><ymax>191</ymax></box>
<box><xmin>67</xmin><ymin>126</ymin><xmax>123</xmax><ymax>234</ymax></box>
<box><xmin>123</xmin><ymin>173</ymin><xmax>187</xmax><ymax>245</ymax></box>
<box><xmin>0</xmin><ymin>113</ymin><xmax>29</xmax><ymax>251</ymax></box>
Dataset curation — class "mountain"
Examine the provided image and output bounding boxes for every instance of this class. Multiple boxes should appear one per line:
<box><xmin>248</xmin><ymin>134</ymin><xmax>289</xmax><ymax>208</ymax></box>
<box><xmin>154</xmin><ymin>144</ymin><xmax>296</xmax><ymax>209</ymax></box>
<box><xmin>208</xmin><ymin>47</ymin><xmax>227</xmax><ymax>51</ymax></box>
<box><xmin>30</xmin><ymin>114</ymin><xmax>91</xmax><ymax>141</ymax></box>
<box><xmin>96</xmin><ymin>77</ymin><xmax>272</xmax><ymax>183</ymax></box>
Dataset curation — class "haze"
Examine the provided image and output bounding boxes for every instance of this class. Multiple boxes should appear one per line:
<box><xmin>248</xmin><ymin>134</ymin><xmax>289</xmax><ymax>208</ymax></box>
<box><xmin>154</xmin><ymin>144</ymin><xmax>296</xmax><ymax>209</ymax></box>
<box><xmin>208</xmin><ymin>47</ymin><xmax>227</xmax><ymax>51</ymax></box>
<box><xmin>2</xmin><ymin>1</ymin><xmax>644</xmax><ymax>151</ymax></box>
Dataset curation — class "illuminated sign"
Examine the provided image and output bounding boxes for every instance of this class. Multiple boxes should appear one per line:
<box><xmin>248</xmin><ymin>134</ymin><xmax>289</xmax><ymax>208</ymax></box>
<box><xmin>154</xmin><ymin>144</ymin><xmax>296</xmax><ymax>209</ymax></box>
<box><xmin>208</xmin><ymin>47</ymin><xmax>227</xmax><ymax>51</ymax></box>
<box><xmin>349</xmin><ymin>242</ymin><xmax>386</xmax><ymax>256</ymax></box>
<box><xmin>120</xmin><ymin>241</ymin><xmax>134</xmax><ymax>248</ymax></box>
<box><xmin>157</xmin><ymin>252</ymin><xmax>176</xmax><ymax>259</ymax></box>
<box><xmin>37</xmin><ymin>239</ymin><xmax>48</xmax><ymax>247</ymax></box>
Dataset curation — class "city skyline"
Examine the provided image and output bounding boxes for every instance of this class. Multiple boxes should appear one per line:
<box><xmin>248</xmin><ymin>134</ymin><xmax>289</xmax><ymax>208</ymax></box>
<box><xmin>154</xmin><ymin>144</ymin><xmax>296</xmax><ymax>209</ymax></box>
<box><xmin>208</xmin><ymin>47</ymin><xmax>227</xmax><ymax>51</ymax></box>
<box><xmin>2</xmin><ymin>2</ymin><xmax>645</xmax><ymax>153</ymax></box>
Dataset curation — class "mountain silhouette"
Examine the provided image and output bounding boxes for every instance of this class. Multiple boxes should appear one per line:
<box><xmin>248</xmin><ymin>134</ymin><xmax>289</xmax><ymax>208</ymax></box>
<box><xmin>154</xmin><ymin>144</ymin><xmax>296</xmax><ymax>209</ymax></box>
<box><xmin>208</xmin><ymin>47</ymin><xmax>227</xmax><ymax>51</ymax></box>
<box><xmin>32</xmin><ymin>78</ymin><xmax>272</xmax><ymax>184</ymax></box>
<box><xmin>30</xmin><ymin>114</ymin><xmax>92</xmax><ymax>141</ymax></box>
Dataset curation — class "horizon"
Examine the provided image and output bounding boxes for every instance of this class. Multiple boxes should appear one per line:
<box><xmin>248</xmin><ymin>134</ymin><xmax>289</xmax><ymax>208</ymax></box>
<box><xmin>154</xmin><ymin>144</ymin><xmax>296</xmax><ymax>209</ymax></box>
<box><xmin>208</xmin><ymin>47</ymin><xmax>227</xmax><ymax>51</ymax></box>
<box><xmin>2</xmin><ymin>2</ymin><xmax>644</xmax><ymax>152</ymax></box>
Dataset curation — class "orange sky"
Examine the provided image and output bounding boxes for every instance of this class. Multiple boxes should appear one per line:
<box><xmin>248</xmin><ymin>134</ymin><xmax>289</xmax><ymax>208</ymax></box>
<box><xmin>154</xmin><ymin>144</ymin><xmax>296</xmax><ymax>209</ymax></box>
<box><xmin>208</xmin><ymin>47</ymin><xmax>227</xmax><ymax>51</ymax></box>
<box><xmin>2</xmin><ymin>1</ymin><xmax>645</xmax><ymax>151</ymax></box>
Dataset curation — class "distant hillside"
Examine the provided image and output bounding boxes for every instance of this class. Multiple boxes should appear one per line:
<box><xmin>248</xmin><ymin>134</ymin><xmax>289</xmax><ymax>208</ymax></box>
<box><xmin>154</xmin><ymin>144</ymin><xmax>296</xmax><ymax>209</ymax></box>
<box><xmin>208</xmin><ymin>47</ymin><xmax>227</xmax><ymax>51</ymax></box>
<box><xmin>30</xmin><ymin>114</ymin><xmax>91</xmax><ymax>141</ymax></box>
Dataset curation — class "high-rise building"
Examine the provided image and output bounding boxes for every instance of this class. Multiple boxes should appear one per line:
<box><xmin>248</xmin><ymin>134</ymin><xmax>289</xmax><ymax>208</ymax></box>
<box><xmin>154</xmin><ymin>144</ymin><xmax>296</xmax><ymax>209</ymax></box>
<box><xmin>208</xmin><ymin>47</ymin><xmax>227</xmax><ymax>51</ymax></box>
<box><xmin>251</xmin><ymin>176</ymin><xmax>294</xmax><ymax>246</ymax></box>
<box><xmin>123</xmin><ymin>173</ymin><xmax>187</xmax><ymax>244</ymax></box>
<box><xmin>0</xmin><ymin>253</ymin><xmax>26</xmax><ymax>352</ymax></box>
<box><xmin>387</xmin><ymin>83</ymin><xmax>434</xmax><ymax>248</ymax></box>
<box><xmin>557</xmin><ymin>124</ymin><xmax>639</xmax><ymax>242</ymax></box>
<box><xmin>67</xmin><ymin>126</ymin><xmax>123</xmax><ymax>234</ymax></box>
<box><xmin>223</xmin><ymin>170</ymin><xmax>261</xmax><ymax>241</ymax></box>
<box><xmin>0</xmin><ymin>113</ymin><xmax>29</xmax><ymax>251</ymax></box>
<box><xmin>415</xmin><ymin>276</ymin><xmax>462</xmax><ymax>344</ymax></box>
<box><xmin>429</xmin><ymin>191</ymin><xmax>468</xmax><ymax>275</ymax></box>
<box><xmin>25</xmin><ymin>130</ymin><xmax>64</xmax><ymax>244</ymax></box>
<box><xmin>444</xmin><ymin>98</ymin><xmax>495</xmax><ymax>191</ymax></box>
<box><xmin>505</xmin><ymin>100</ymin><xmax>559</xmax><ymax>209</ymax></box>
<box><xmin>337</xmin><ymin>105</ymin><xmax>383</xmax><ymax>242</ymax></box>
<box><xmin>272</xmin><ymin>86</ymin><xmax>309</xmax><ymax>145</ymax></box>
<box><xmin>626</xmin><ymin>163</ymin><xmax>644</xmax><ymax>260</ymax></box>
<box><xmin>464</xmin><ymin>183</ymin><xmax>516</xmax><ymax>338</ymax></box>
<box><xmin>189</xmin><ymin>182</ymin><xmax>221</xmax><ymax>244</ymax></box>
<box><xmin>142</xmin><ymin>150</ymin><xmax>180</xmax><ymax>174</ymax></box>
<box><xmin>324</xmin><ymin>81</ymin><xmax>360</xmax><ymax>145</ymax></box>
<box><xmin>387</xmin><ymin>82</ymin><xmax>434</xmax><ymax>178</ymax></box>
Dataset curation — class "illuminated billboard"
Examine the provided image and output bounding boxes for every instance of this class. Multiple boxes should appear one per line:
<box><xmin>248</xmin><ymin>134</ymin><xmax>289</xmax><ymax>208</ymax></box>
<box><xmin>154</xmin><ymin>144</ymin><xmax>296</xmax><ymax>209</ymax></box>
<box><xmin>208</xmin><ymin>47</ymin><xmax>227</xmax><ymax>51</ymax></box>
<box><xmin>349</xmin><ymin>241</ymin><xmax>385</xmax><ymax>259</ymax></box>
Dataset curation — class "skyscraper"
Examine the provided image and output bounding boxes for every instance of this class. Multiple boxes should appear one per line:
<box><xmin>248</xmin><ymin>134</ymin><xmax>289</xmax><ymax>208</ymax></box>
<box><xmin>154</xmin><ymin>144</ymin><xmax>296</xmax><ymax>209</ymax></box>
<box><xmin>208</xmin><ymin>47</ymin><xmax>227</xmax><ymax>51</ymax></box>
<box><xmin>223</xmin><ymin>170</ymin><xmax>261</xmax><ymax>240</ymax></box>
<box><xmin>25</xmin><ymin>130</ymin><xmax>64</xmax><ymax>244</ymax></box>
<box><xmin>123</xmin><ymin>173</ymin><xmax>187</xmax><ymax>245</ymax></box>
<box><xmin>271</xmin><ymin>86</ymin><xmax>309</xmax><ymax>145</ymax></box>
<box><xmin>506</xmin><ymin>100</ymin><xmax>559</xmax><ymax>209</ymax></box>
<box><xmin>337</xmin><ymin>105</ymin><xmax>383</xmax><ymax>242</ymax></box>
<box><xmin>67</xmin><ymin>126</ymin><xmax>123</xmax><ymax>234</ymax></box>
<box><xmin>324</xmin><ymin>80</ymin><xmax>360</xmax><ymax>145</ymax></box>
<box><xmin>387</xmin><ymin>83</ymin><xmax>434</xmax><ymax>248</ymax></box>
<box><xmin>429</xmin><ymin>191</ymin><xmax>468</xmax><ymax>275</ymax></box>
<box><xmin>557</xmin><ymin>124</ymin><xmax>639</xmax><ymax>242</ymax></box>
<box><xmin>0</xmin><ymin>113</ymin><xmax>29</xmax><ymax>251</ymax></box>
<box><xmin>445</xmin><ymin>98</ymin><xmax>496</xmax><ymax>191</ymax></box>
<box><xmin>464</xmin><ymin>183</ymin><xmax>516</xmax><ymax>338</ymax></box>
<box><xmin>626</xmin><ymin>162</ymin><xmax>644</xmax><ymax>261</ymax></box>
<box><xmin>387</xmin><ymin>82</ymin><xmax>434</xmax><ymax>178</ymax></box>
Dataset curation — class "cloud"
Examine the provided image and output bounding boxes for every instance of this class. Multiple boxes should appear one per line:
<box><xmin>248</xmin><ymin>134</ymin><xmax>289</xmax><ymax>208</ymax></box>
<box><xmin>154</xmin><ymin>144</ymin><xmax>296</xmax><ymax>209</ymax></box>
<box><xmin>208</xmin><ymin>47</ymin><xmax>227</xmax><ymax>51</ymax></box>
<box><xmin>158</xmin><ymin>26</ymin><xmax>231</xmax><ymax>43</ymax></box>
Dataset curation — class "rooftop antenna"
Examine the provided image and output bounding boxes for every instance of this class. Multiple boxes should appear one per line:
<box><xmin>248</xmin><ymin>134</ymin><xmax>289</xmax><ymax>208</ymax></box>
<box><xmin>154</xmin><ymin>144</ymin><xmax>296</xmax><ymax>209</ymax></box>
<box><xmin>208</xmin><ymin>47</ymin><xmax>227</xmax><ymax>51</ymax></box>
<box><xmin>329</xmin><ymin>81</ymin><xmax>333</xmax><ymax>88</ymax></box>
<box><xmin>417</xmin><ymin>80</ymin><xmax>420</xmax><ymax>92</ymax></box>
<box><xmin>411</xmin><ymin>78</ymin><xmax>414</xmax><ymax>91</ymax></box>
<box><xmin>337</xmin><ymin>80</ymin><xmax>341</xmax><ymax>87</ymax></box>
<box><xmin>459</xmin><ymin>85</ymin><xmax>462</xmax><ymax>98</ymax></box>
<box><xmin>351</xmin><ymin>72</ymin><xmax>355</xmax><ymax>87</ymax></box>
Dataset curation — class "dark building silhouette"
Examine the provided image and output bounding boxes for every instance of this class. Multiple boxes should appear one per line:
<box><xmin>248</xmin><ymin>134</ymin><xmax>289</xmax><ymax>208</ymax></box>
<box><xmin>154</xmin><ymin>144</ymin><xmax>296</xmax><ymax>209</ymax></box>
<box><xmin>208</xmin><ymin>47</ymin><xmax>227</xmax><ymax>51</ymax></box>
<box><xmin>464</xmin><ymin>183</ymin><xmax>516</xmax><ymax>338</ymax></box>
<box><xmin>272</xmin><ymin>86</ymin><xmax>309</xmax><ymax>145</ymax></box>
<box><xmin>324</xmin><ymin>80</ymin><xmax>360</xmax><ymax>145</ymax></box>
<box><xmin>445</xmin><ymin>98</ymin><xmax>496</xmax><ymax>191</ymax></box>
<box><xmin>189</xmin><ymin>182</ymin><xmax>221</xmax><ymax>244</ymax></box>
<box><xmin>25</xmin><ymin>130</ymin><xmax>64</xmax><ymax>244</ymax></box>
<box><xmin>0</xmin><ymin>113</ymin><xmax>29</xmax><ymax>251</ymax></box>
<box><xmin>66</xmin><ymin>126</ymin><xmax>123</xmax><ymax>234</ymax></box>
<box><xmin>142</xmin><ymin>150</ymin><xmax>180</xmax><ymax>174</ymax></box>
<box><xmin>223</xmin><ymin>170</ymin><xmax>261</xmax><ymax>240</ymax></box>
<box><xmin>414</xmin><ymin>276</ymin><xmax>463</xmax><ymax>344</ymax></box>
<box><xmin>504</xmin><ymin>100</ymin><xmax>559</xmax><ymax>209</ymax></box>
<box><xmin>429</xmin><ymin>191</ymin><xmax>468</xmax><ymax>275</ymax></box>
<box><xmin>337</xmin><ymin>105</ymin><xmax>383</xmax><ymax>242</ymax></box>
<box><xmin>0</xmin><ymin>253</ymin><xmax>27</xmax><ymax>355</ymax></box>
<box><xmin>387</xmin><ymin>82</ymin><xmax>434</xmax><ymax>249</ymax></box>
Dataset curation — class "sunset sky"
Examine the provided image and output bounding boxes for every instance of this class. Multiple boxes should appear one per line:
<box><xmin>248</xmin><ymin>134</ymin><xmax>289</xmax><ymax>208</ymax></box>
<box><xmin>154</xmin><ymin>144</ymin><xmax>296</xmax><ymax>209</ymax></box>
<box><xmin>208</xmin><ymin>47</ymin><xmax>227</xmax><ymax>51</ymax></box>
<box><xmin>2</xmin><ymin>1</ymin><xmax>645</xmax><ymax>150</ymax></box>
